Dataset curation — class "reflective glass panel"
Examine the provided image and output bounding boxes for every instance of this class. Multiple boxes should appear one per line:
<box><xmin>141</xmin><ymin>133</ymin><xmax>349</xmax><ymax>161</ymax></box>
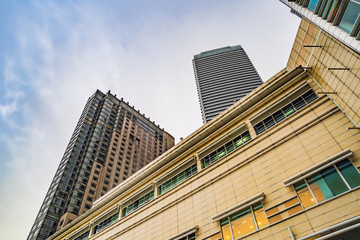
<box><xmin>338</xmin><ymin>0</ymin><xmax>360</xmax><ymax>33</ymax></box>
<box><xmin>202</xmin><ymin>156</ymin><xmax>210</xmax><ymax>168</ymax></box>
<box><xmin>210</xmin><ymin>152</ymin><xmax>219</xmax><ymax>163</ymax></box>
<box><xmin>242</xmin><ymin>132</ymin><xmax>251</xmax><ymax>142</ymax></box>
<box><xmin>292</xmin><ymin>97</ymin><xmax>307</xmax><ymax>110</ymax></box>
<box><xmin>221</xmin><ymin>221</ymin><xmax>232</xmax><ymax>240</ymax></box>
<box><xmin>273</xmin><ymin>109</ymin><xmax>285</xmax><ymax>123</ymax></box>
<box><xmin>308</xmin><ymin>173</ymin><xmax>332</xmax><ymax>202</ymax></box>
<box><xmin>323</xmin><ymin>0</ymin><xmax>335</xmax><ymax>18</ymax></box>
<box><xmin>230</xmin><ymin>208</ymin><xmax>256</xmax><ymax>239</ymax></box>
<box><xmin>302</xmin><ymin>90</ymin><xmax>318</xmax><ymax>104</ymax></box>
<box><xmin>319</xmin><ymin>166</ymin><xmax>349</xmax><ymax>196</ymax></box>
<box><xmin>216</xmin><ymin>146</ymin><xmax>226</xmax><ymax>159</ymax></box>
<box><xmin>294</xmin><ymin>180</ymin><xmax>316</xmax><ymax>208</ymax></box>
<box><xmin>225</xmin><ymin>141</ymin><xmax>235</xmax><ymax>154</ymax></box>
<box><xmin>254</xmin><ymin>122</ymin><xmax>266</xmax><ymax>135</ymax></box>
<box><xmin>329</xmin><ymin>0</ymin><xmax>342</xmax><ymax>22</ymax></box>
<box><xmin>282</xmin><ymin>104</ymin><xmax>296</xmax><ymax>117</ymax></box>
<box><xmin>233</xmin><ymin>136</ymin><xmax>244</xmax><ymax>147</ymax></box>
<box><xmin>308</xmin><ymin>0</ymin><xmax>320</xmax><ymax>12</ymax></box>
<box><xmin>263</xmin><ymin>116</ymin><xmax>276</xmax><ymax>129</ymax></box>
<box><xmin>253</xmin><ymin>203</ymin><xmax>268</xmax><ymax>229</ymax></box>
<box><xmin>336</xmin><ymin>159</ymin><xmax>360</xmax><ymax>188</ymax></box>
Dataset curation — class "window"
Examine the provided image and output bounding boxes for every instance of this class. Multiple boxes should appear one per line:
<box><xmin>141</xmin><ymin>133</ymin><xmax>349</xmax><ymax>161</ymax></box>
<box><xmin>254</xmin><ymin>89</ymin><xmax>318</xmax><ymax>135</ymax></box>
<box><xmin>158</xmin><ymin>164</ymin><xmax>198</xmax><ymax>195</ymax></box>
<box><xmin>338</xmin><ymin>0</ymin><xmax>360</xmax><ymax>33</ymax></box>
<box><xmin>178</xmin><ymin>233</ymin><xmax>196</xmax><ymax>240</ymax></box>
<box><xmin>220</xmin><ymin>202</ymin><xmax>268</xmax><ymax>239</ymax></box>
<box><xmin>328</xmin><ymin>0</ymin><xmax>343</xmax><ymax>22</ymax></box>
<box><xmin>201</xmin><ymin>130</ymin><xmax>251</xmax><ymax>168</ymax></box>
<box><xmin>122</xmin><ymin>191</ymin><xmax>154</xmax><ymax>217</ymax></box>
<box><xmin>307</xmin><ymin>0</ymin><xmax>320</xmax><ymax>12</ymax></box>
<box><xmin>167</xmin><ymin>226</ymin><xmax>198</xmax><ymax>240</ymax></box>
<box><xmin>293</xmin><ymin>158</ymin><xmax>360</xmax><ymax>209</ymax></box>
<box><xmin>93</xmin><ymin>212</ymin><xmax>119</xmax><ymax>234</ymax></box>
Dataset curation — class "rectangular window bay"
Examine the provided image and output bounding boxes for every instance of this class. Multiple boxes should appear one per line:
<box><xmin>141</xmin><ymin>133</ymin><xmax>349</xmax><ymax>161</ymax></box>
<box><xmin>122</xmin><ymin>191</ymin><xmax>154</xmax><ymax>217</ymax></box>
<box><xmin>73</xmin><ymin>231</ymin><xmax>89</xmax><ymax>240</ymax></box>
<box><xmin>158</xmin><ymin>164</ymin><xmax>198</xmax><ymax>195</ymax></box>
<box><xmin>292</xmin><ymin>158</ymin><xmax>360</xmax><ymax>209</ymax></box>
<box><xmin>201</xmin><ymin>130</ymin><xmax>251</xmax><ymax>168</ymax></box>
<box><xmin>253</xmin><ymin>89</ymin><xmax>318</xmax><ymax>135</ymax></box>
<box><xmin>93</xmin><ymin>212</ymin><xmax>119</xmax><ymax>234</ymax></box>
<box><xmin>219</xmin><ymin>202</ymin><xmax>268</xmax><ymax>239</ymax></box>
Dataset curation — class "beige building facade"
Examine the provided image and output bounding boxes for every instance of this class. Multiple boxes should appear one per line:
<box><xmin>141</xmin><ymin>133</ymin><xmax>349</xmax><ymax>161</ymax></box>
<box><xmin>49</xmin><ymin>19</ymin><xmax>360</xmax><ymax>240</ymax></box>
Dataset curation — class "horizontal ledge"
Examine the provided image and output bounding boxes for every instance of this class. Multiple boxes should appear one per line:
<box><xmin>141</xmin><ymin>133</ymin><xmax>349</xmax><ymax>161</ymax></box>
<box><xmin>347</xmin><ymin>127</ymin><xmax>360</xmax><ymax>130</ymax></box>
<box><xmin>154</xmin><ymin>157</ymin><xmax>196</xmax><ymax>185</ymax></box>
<box><xmin>317</xmin><ymin>91</ymin><xmax>337</xmax><ymax>94</ymax></box>
<box><xmin>212</xmin><ymin>193</ymin><xmax>265</xmax><ymax>222</ymax></box>
<box><xmin>298</xmin><ymin>215</ymin><xmax>360</xmax><ymax>240</ymax></box>
<box><xmin>120</xmin><ymin>183</ymin><xmax>154</xmax><ymax>207</ymax></box>
<box><xmin>303</xmin><ymin>45</ymin><xmax>322</xmax><ymax>47</ymax></box>
<box><xmin>283</xmin><ymin>149</ymin><xmax>352</xmax><ymax>187</ymax></box>
<box><xmin>327</xmin><ymin>67</ymin><xmax>349</xmax><ymax>70</ymax></box>
<box><xmin>166</xmin><ymin>226</ymin><xmax>199</xmax><ymax>240</ymax></box>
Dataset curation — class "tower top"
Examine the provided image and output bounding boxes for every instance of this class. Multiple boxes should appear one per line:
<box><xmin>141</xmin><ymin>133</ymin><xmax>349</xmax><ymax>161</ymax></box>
<box><xmin>194</xmin><ymin>45</ymin><xmax>242</xmax><ymax>59</ymax></box>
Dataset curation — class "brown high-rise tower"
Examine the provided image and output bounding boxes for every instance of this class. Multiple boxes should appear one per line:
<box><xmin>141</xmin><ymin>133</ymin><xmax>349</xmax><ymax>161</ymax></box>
<box><xmin>27</xmin><ymin>90</ymin><xmax>174</xmax><ymax>240</ymax></box>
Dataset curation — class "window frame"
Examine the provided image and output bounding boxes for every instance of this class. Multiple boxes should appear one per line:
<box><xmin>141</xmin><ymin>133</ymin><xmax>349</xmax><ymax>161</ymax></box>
<box><xmin>155</xmin><ymin>157</ymin><xmax>197</xmax><ymax>195</ymax></box>
<box><xmin>197</xmin><ymin>124</ymin><xmax>251</xmax><ymax>169</ymax></box>
<box><xmin>121</xmin><ymin>183</ymin><xmax>154</xmax><ymax>217</ymax></box>
<box><xmin>212</xmin><ymin>193</ymin><xmax>265</xmax><ymax>222</ymax></box>
<box><xmin>283</xmin><ymin>149</ymin><xmax>352</xmax><ymax>187</ymax></box>
<box><xmin>68</xmin><ymin>224</ymin><xmax>90</xmax><ymax>240</ymax></box>
<box><xmin>197</xmin><ymin>123</ymin><xmax>247</xmax><ymax>158</ymax></box>
<box><xmin>214</xmin><ymin>193</ymin><xmax>267</xmax><ymax>240</ymax></box>
<box><xmin>251</xmin><ymin>84</ymin><xmax>318</xmax><ymax>136</ymax></box>
<box><xmin>90</xmin><ymin>205</ymin><xmax>120</xmax><ymax>236</ymax></box>
<box><xmin>284</xmin><ymin>150</ymin><xmax>360</xmax><ymax>211</ymax></box>
<box><xmin>165</xmin><ymin>226</ymin><xmax>198</xmax><ymax>240</ymax></box>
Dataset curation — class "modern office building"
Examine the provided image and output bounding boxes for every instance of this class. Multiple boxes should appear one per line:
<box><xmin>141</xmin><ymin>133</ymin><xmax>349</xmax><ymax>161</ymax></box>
<box><xmin>49</xmin><ymin>17</ymin><xmax>360</xmax><ymax>240</ymax></box>
<box><xmin>193</xmin><ymin>45</ymin><xmax>263</xmax><ymax>123</ymax></box>
<box><xmin>280</xmin><ymin>0</ymin><xmax>360</xmax><ymax>54</ymax></box>
<box><xmin>27</xmin><ymin>90</ymin><xmax>174</xmax><ymax>240</ymax></box>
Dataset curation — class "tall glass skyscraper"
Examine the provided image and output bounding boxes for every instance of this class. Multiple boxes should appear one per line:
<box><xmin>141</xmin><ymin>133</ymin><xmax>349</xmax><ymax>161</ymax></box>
<box><xmin>193</xmin><ymin>45</ymin><xmax>263</xmax><ymax>123</ymax></box>
<box><xmin>27</xmin><ymin>90</ymin><xmax>174</xmax><ymax>240</ymax></box>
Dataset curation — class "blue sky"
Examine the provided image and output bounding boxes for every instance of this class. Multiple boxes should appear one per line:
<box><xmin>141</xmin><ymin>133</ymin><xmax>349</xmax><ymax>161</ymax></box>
<box><xmin>0</xmin><ymin>1</ymin><xmax>300</xmax><ymax>239</ymax></box>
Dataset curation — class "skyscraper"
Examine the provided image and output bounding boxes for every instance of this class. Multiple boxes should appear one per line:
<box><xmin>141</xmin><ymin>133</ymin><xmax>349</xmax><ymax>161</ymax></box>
<box><xmin>193</xmin><ymin>45</ymin><xmax>262</xmax><ymax>123</ymax></box>
<box><xmin>27</xmin><ymin>90</ymin><xmax>174</xmax><ymax>240</ymax></box>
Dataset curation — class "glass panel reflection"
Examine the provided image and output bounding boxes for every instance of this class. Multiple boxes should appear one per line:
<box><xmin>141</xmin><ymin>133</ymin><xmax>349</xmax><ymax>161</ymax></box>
<box><xmin>336</xmin><ymin>159</ymin><xmax>360</xmax><ymax>188</ymax></box>
<box><xmin>338</xmin><ymin>0</ymin><xmax>360</xmax><ymax>33</ymax></box>
<box><xmin>253</xmin><ymin>203</ymin><xmax>268</xmax><ymax>229</ymax></box>
<box><xmin>230</xmin><ymin>208</ymin><xmax>256</xmax><ymax>239</ymax></box>
<box><xmin>308</xmin><ymin>173</ymin><xmax>330</xmax><ymax>203</ymax></box>
<box><xmin>319</xmin><ymin>166</ymin><xmax>348</xmax><ymax>196</ymax></box>
<box><xmin>308</xmin><ymin>0</ymin><xmax>320</xmax><ymax>12</ymax></box>
<box><xmin>219</xmin><ymin>202</ymin><xmax>267</xmax><ymax>239</ymax></box>
<box><xmin>294</xmin><ymin>180</ymin><xmax>316</xmax><ymax>208</ymax></box>
<box><xmin>221</xmin><ymin>223</ymin><xmax>232</xmax><ymax>240</ymax></box>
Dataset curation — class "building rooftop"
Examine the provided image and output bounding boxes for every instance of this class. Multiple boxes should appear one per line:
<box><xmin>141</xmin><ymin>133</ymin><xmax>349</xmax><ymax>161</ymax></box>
<box><xmin>193</xmin><ymin>45</ymin><xmax>242</xmax><ymax>59</ymax></box>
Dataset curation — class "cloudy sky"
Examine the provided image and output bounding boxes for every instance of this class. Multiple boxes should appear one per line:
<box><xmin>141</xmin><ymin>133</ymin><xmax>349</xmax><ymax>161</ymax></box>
<box><xmin>0</xmin><ymin>1</ymin><xmax>300</xmax><ymax>239</ymax></box>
